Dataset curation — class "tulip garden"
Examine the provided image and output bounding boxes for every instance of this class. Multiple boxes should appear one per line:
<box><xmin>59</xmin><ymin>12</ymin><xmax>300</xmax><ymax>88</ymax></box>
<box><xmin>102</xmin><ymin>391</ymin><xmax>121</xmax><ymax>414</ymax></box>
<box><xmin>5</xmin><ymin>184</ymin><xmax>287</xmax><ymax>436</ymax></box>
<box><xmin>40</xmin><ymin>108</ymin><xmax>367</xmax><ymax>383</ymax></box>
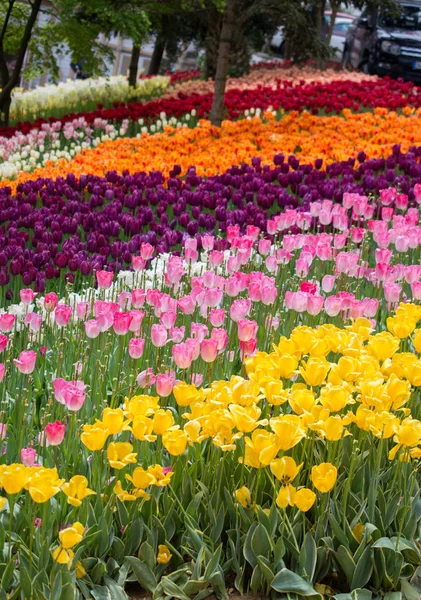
<box><xmin>2</xmin><ymin>62</ymin><xmax>421</xmax><ymax>599</ymax></box>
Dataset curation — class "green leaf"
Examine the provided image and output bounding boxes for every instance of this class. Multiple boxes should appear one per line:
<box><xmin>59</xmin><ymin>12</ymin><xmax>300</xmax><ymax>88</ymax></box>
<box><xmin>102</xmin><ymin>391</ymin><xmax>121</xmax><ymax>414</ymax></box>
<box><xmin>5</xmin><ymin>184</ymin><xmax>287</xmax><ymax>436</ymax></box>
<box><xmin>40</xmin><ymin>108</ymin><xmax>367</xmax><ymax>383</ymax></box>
<box><xmin>204</xmin><ymin>544</ymin><xmax>222</xmax><ymax>580</ymax></box>
<box><xmin>139</xmin><ymin>541</ymin><xmax>156</xmax><ymax>571</ymax></box>
<box><xmin>383</xmin><ymin>593</ymin><xmax>402</xmax><ymax>600</ymax></box>
<box><xmin>251</xmin><ymin>523</ymin><xmax>272</xmax><ymax>560</ymax></box>
<box><xmin>1</xmin><ymin>558</ymin><xmax>15</xmax><ymax>591</ymax></box>
<box><xmin>160</xmin><ymin>577</ymin><xmax>191</xmax><ymax>600</ymax></box>
<box><xmin>60</xmin><ymin>583</ymin><xmax>76</xmax><ymax>600</ymax></box>
<box><xmin>91</xmin><ymin>586</ymin><xmax>112</xmax><ymax>600</ymax></box>
<box><xmin>124</xmin><ymin>556</ymin><xmax>157</xmax><ymax>592</ymax></box>
<box><xmin>271</xmin><ymin>568</ymin><xmax>322</xmax><ymax>598</ymax></box>
<box><xmin>20</xmin><ymin>566</ymin><xmax>33</xmax><ymax>599</ymax></box>
<box><xmin>400</xmin><ymin>580</ymin><xmax>420</xmax><ymax>600</ymax></box>
<box><xmin>329</xmin><ymin>514</ymin><xmax>351</xmax><ymax>549</ymax></box>
<box><xmin>256</xmin><ymin>555</ymin><xmax>275</xmax><ymax>586</ymax></box>
<box><xmin>300</xmin><ymin>531</ymin><xmax>317</xmax><ymax>583</ymax></box>
<box><xmin>350</xmin><ymin>546</ymin><xmax>373</xmax><ymax>591</ymax></box>
<box><xmin>335</xmin><ymin>546</ymin><xmax>356</xmax><ymax>584</ymax></box>
<box><xmin>243</xmin><ymin>522</ymin><xmax>258</xmax><ymax>568</ymax></box>
<box><xmin>250</xmin><ymin>564</ymin><xmax>264</xmax><ymax>595</ymax></box>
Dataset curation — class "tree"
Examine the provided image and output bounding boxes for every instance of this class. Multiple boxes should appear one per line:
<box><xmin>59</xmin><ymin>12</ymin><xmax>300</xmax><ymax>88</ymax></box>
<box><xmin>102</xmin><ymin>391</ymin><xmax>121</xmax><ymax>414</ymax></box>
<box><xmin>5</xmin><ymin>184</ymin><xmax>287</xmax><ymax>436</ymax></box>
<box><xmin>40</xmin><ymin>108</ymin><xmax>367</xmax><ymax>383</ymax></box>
<box><xmin>0</xmin><ymin>0</ymin><xmax>43</xmax><ymax>127</ymax></box>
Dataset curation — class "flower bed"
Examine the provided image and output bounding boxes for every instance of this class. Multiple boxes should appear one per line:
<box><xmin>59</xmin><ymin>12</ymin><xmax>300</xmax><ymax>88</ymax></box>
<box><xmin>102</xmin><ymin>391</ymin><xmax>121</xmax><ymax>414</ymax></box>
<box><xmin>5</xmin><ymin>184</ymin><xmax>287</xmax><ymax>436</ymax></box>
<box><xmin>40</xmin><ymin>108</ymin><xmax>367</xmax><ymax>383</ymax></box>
<box><xmin>2</xmin><ymin>64</ymin><xmax>421</xmax><ymax>599</ymax></box>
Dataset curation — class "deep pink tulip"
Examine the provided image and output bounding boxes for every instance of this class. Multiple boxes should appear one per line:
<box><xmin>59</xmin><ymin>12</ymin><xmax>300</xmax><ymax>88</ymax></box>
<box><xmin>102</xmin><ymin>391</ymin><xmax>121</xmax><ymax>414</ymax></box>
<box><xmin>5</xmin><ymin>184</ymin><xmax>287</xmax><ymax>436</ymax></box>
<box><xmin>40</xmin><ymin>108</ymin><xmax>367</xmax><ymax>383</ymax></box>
<box><xmin>131</xmin><ymin>289</ymin><xmax>146</xmax><ymax>308</ymax></box>
<box><xmin>44</xmin><ymin>292</ymin><xmax>58</xmax><ymax>312</ymax></box>
<box><xmin>96</xmin><ymin>270</ymin><xmax>114</xmax><ymax>289</ymax></box>
<box><xmin>54</xmin><ymin>305</ymin><xmax>72</xmax><ymax>327</ymax></box>
<box><xmin>140</xmin><ymin>242</ymin><xmax>154</xmax><ymax>260</ymax></box>
<box><xmin>0</xmin><ymin>335</ymin><xmax>8</xmax><ymax>352</ymax></box>
<box><xmin>132</xmin><ymin>256</ymin><xmax>146</xmax><ymax>271</ymax></box>
<box><xmin>113</xmin><ymin>312</ymin><xmax>132</xmax><ymax>336</ymax></box>
<box><xmin>45</xmin><ymin>421</ymin><xmax>66</xmax><ymax>446</ymax></box>
<box><xmin>0</xmin><ymin>314</ymin><xmax>16</xmax><ymax>333</ymax></box>
<box><xmin>14</xmin><ymin>350</ymin><xmax>37</xmax><ymax>374</ymax></box>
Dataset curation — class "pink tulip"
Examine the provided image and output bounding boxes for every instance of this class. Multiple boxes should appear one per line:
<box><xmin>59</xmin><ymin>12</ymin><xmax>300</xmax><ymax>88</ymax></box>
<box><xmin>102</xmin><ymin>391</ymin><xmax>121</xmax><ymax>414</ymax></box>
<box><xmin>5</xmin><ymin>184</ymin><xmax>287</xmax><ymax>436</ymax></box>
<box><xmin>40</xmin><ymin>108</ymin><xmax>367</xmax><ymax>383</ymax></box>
<box><xmin>132</xmin><ymin>256</ymin><xmax>146</xmax><ymax>271</ymax></box>
<box><xmin>362</xmin><ymin>298</ymin><xmax>379</xmax><ymax>317</ymax></box>
<box><xmin>166</xmin><ymin>256</ymin><xmax>185</xmax><ymax>285</ymax></box>
<box><xmin>396</xmin><ymin>193</ymin><xmax>408</xmax><ymax>210</ymax></box>
<box><xmin>53</xmin><ymin>378</ymin><xmax>86</xmax><ymax>411</ymax></box>
<box><xmin>129</xmin><ymin>310</ymin><xmax>144</xmax><ymax>334</ymax></box>
<box><xmin>172</xmin><ymin>343</ymin><xmax>194</xmax><ymax>369</ymax></box>
<box><xmin>411</xmin><ymin>282</ymin><xmax>421</xmax><ymax>300</ymax></box>
<box><xmin>24</xmin><ymin>312</ymin><xmax>42</xmax><ymax>332</ymax></box>
<box><xmin>44</xmin><ymin>292</ymin><xmax>58</xmax><ymax>312</ymax></box>
<box><xmin>118</xmin><ymin>292</ymin><xmax>132</xmax><ymax>310</ymax></box>
<box><xmin>211</xmin><ymin>328</ymin><xmax>229</xmax><ymax>352</ymax></box>
<box><xmin>200</xmin><ymin>339</ymin><xmax>218</xmax><ymax>363</ymax></box>
<box><xmin>0</xmin><ymin>314</ymin><xmax>16</xmax><ymax>333</ymax></box>
<box><xmin>14</xmin><ymin>350</ymin><xmax>37</xmax><ymax>374</ymax></box>
<box><xmin>131</xmin><ymin>289</ymin><xmax>146</xmax><ymax>308</ymax></box>
<box><xmin>129</xmin><ymin>338</ymin><xmax>145</xmax><ymax>359</ymax></box>
<box><xmin>96</xmin><ymin>270</ymin><xmax>114</xmax><ymax>289</ymax></box>
<box><xmin>322</xmin><ymin>275</ymin><xmax>336</xmax><ymax>294</ymax></box>
<box><xmin>85</xmin><ymin>319</ymin><xmax>101</xmax><ymax>339</ymax></box>
<box><xmin>140</xmin><ymin>243</ymin><xmax>154</xmax><ymax>260</ymax></box>
<box><xmin>45</xmin><ymin>421</ymin><xmax>66</xmax><ymax>446</ymax></box>
<box><xmin>384</xmin><ymin>283</ymin><xmax>402</xmax><ymax>303</ymax></box>
<box><xmin>20</xmin><ymin>289</ymin><xmax>37</xmax><ymax>304</ymax></box>
<box><xmin>0</xmin><ymin>335</ymin><xmax>8</xmax><ymax>352</ymax></box>
<box><xmin>113</xmin><ymin>312</ymin><xmax>132</xmax><ymax>336</ymax></box>
<box><xmin>237</xmin><ymin>319</ymin><xmax>258</xmax><ymax>342</ymax></box>
<box><xmin>160</xmin><ymin>311</ymin><xmax>177</xmax><ymax>329</ymax></box>
<box><xmin>0</xmin><ymin>423</ymin><xmax>6</xmax><ymax>439</ymax></box>
<box><xmin>307</xmin><ymin>295</ymin><xmax>324</xmax><ymax>316</ymax></box>
<box><xmin>240</xmin><ymin>338</ymin><xmax>257</xmax><ymax>358</ymax></box>
<box><xmin>170</xmin><ymin>326</ymin><xmax>185</xmax><ymax>343</ymax></box>
<box><xmin>151</xmin><ymin>324</ymin><xmax>167</xmax><ymax>348</ymax></box>
<box><xmin>258</xmin><ymin>239</ymin><xmax>271</xmax><ymax>256</ymax></box>
<box><xmin>209</xmin><ymin>308</ymin><xmax>225</xmax><ymax>327</ymax></box>
<box><xmin>54</xmin><ymin>305</ymin><xmax>72</xmax><ymax>327</ymax></box>
<box><xmin>380</xmin><ymin>188</ymin><xmax>396</xmax><ymax>206</ymax></box>
<box><xmin>21</xmin><ymin>448</ymin><xmax>36</xmax><ymax>466</ymax></box>
<box><xmin>375</xmin><ymin>248</ymin><xmax>392</xmax><ymax>264</ymax></box>
<box><xmin>261</xmin><ymin>285</ymin><xmax>277</xmax><ymax>306</ymax></box>
<box><xmin>324</xmin><ymin>296</ymin><xmax>342</xmax><ymax>317</ymax></box>
<box><xmin>178</xmin><ymin>295</ymin><xmax>196</xmax><ymax>315</ymax></box>
<box><xmin>137</xmin><ymin>368</ymin><xmax>156</xmax><ymax>387</ymax></box>
<box><xmin>77</xmin><ymin>302</ymin><xmax>90</xmax><ymax>320</ymax></box>
<box><xmin>209</xmin><ymin>250</ymin><xmax>224</xmax><ymax>268</ymax></box>
<box><xmin>201</xmin><ymin>235</ymin><xmax>214</xmax><ymax>251</ymax></box>
<box><xmin>230</xmin><ymin>299</ymin><xmax>251</xmax><ymax>323</ymax></box>
<box><xmin>156</xmin><ymin>373</ymin><xmax>175</xmax><ymax>397</ymax></box>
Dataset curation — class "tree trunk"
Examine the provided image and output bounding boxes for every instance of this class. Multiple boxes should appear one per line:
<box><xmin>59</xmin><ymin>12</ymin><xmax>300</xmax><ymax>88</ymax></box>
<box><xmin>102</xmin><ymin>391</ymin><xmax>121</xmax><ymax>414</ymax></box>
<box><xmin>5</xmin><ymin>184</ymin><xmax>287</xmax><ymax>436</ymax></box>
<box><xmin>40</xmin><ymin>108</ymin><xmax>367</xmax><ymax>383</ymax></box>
<box><xmin>128</xmin><ymin>44</ymin><xmax>140</xmax><ymax>87</ymax></box>
<box><xmin>209</xmin><ymin>0</ymin><xmax>236</xmax><ymax>127</ymax></box>
<box><xmin>326</xmin><ymin>6</ymin><xmax>338</xmax><ymax>45</ymax></box>
<box><xmin>0</xmin><ymin>0</ymin><xmax>42</xmax><ymax>127</ymax></box>
<box><xmin>147</xmin><ymin>34</ymin><xmax>165</xmax><ymax>76</ymax></box>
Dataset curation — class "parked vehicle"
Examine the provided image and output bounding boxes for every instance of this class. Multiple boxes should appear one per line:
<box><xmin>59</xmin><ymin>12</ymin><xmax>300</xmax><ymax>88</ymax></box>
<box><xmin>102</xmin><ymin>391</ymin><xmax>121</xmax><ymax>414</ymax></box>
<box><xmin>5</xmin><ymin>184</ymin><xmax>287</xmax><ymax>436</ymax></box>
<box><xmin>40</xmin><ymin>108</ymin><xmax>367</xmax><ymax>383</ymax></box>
<box><xmin>343</xmin><ymin>1</ymin><xmax>421</xmax><ymax>81</ymax></box>
<box><xmin>270</xmin><ymin>12</ymin><xmax>355</xmax><ymax>61</ymax></box>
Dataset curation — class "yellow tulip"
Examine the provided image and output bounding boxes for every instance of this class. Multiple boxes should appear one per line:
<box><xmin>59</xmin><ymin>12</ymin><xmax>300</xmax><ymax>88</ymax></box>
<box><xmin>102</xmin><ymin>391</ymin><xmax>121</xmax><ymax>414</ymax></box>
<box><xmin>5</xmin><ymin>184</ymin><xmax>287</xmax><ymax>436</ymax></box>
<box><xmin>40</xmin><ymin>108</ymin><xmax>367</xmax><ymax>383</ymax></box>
<box><xmin>0</xmin><ymin>497</ymin><xmax>7</xmax><ymax>511</ymax></box>
<box><xmin>113</xmin><ymin>481</ymin><xmax>137</xmax><ymax>502</ymax></box>
<box><xmin>231</xmin><ymin>378</ymin><xmax>261</xmax><ymax>407</ymax></box>
<box><xmin>311</xmin><ymin>463</ymin><xmax>337</xmax><ymax>493</ymax></box>
<box><xmin>107</xmin><ymin>442</ymin><xmax>137</xmax><ymax>470</ymax></box>
<box><xmin>243</xmin><ymin>429</ymin><xmax>279</xmax><ymax>468</ymax></box>
<box><xmin>124</xmin><ymin>395</ymin><xmax>159</xmax><ymax>419</ymax></box>
<box><xmin>162</xmin><ymin>429</ymin><xmax>188</xmax><ymax>456</ymax></box>
<box><xmin>52</xmin><ymin>546</ymin><xmax>74</xmax><ymax>567</ymax></box>
<box><xmin>102</xmin><ymin>408</ymin><xmax>130</xmax><ymax>434</ymax></box>
<box><xmin>319</xmin><ymin>415</ymin><xmax>344</xmax><ymax>441</ymax></box>
<box><xmin>262</xmin><ymin>379</ymin><xmax>288</xmax><ymax>406</ymax></box>
<box><xmin>80</xmin><ymin>421</ymin><xmax>109</xmax><ymax>451</ymax></box>
<box><xmin>0</xmin><ymin>464</ymin><xmax>28</xmax><ymax>494</ymax></box>
<box><xmin>131</xmin><ymin>415</ymin><xmax>157</xmax><ymax>442</ymax></box>
<box><xmin>157</xmin><ymin>544</ymin><xmax>172</xmax><ymax>564</ymax></box>
<box><xmin>147</xmin><ymin>464</ymin><xmax>173</xmax><ymax>487</ymax></box>
<box><xmin>320</xmin><ymin>384</ymin><xmax>351</xmax><ymax>412</ymax></box>
<box><xmin>153</xmin><ymin>409</ymin><xmax>175</xmax><ymax>435</ymax></box>
<box><xmin>184</xmin><ymin>419</ymin><xmax>206</xmax><ymax>444</ymax></box>
<box><xmin>273</xmin><ymin>354</ymin><xmax>299</xmax><ymax>379</ymax></box>
<box><xmin>126</xmin><ymin>467</ymin><xmax>156</xmax><ymax>489</ymax></box>
<box><xmin>367</xmin><ymin>332</ymin><xmax>400</xmax><ymax>361</ymax></box>
<box><xmin>383</xmin><ymin>373</ymin><xmax>411</xmax><ymax>410</ymax></box>
<box><xmin>300</xmin><ymin>357</ymin><xmax>330</xmax><ymax>387</ymax></box>
<box><xmin>387</xmin><ymin>316</ymin><xmax>417</xmax><ymax>339</ymax></box>
<box><xmin>229</xmin><ymin>403</ymin><xmax>263</xmax><ymax>433</ymax></box>
<box><xmin>270</xmin><ymin>415</ymin><xmax>307</xmax><ymax>450</ymax></box>
<box><xmin>276</xmin><ymin>484</ymin><xmax>296</xmax><ymax>508</ymax></box>
<box><xmin>61</xmin><ymin>475</ymin><xmax>96</xmax><ymax>507</ymax></box>
<box><xmin>294</xmin><ymin>488</ymin><xmax>316</xmax><ymax>512</ymax></box>
<box><xmin>59</xmin><ymin>522</ymin><xmax>84</xmax><ymax>549</ymax></box>
<box><xmin>235</xmin><ymin>486</ymin><xmax>251</xmax><ymax>507</ymax></box>
<box><xmin>270</xmin><ymin>456</ymin><xmax>302</xmax><ymax>484</ymax></box>
<box><xmin>413</xmin><ymin>329</ymin><xmax>421</xmax><ymax>353</ymax></box>
<box><xmin>289</xmin><ymin>387</ymin><xmax>316</xmax><ymax>415</ymax></box>
<box><xmin>75</xmin><ymin>561</ymin><xmax>86</xmax><ymax>579</ymax></box>
<box><xmin>173</xmin><ymin>382</ymin><xmax>203</xmax><ymax>406</ymax></box>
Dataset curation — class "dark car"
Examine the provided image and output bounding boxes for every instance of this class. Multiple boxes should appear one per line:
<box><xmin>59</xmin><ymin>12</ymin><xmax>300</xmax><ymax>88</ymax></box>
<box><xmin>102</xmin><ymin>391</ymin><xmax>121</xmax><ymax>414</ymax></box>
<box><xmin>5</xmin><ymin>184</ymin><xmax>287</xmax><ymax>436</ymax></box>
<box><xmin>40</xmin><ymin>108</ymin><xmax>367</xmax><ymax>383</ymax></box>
<box><xmin>343</xmin><ymin>1</ymin><xmax>421</xmax><ymax>82</ymax></box>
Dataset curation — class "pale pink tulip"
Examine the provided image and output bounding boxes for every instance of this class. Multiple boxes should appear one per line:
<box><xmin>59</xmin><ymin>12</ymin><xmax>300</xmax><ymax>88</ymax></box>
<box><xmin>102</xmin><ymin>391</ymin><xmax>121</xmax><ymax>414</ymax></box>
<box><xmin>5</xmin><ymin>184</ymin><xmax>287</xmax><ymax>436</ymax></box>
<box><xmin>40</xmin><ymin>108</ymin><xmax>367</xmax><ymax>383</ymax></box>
<box><xmin>172</xmin><ymin>343</ymin><xmax>194</xmax><ymax>369</ymax></box>
<box><xmin>237</xmin><ymin>319</ymin><xmax>258</xmax><ymax>342</ymax></box>
<box><xmin>21</xmin><ymin>448</ymin><xmax>36</xmax><ymax>466</ymax></box>
<box><xmin>201</xmin><ymin>339</ymin><xmax>218</xmax><ymax>363</ymax></box>
<box><xmin>151</xmin><ymin>324</ymin><xmax>167</xmax><ymax>348</ymax></box>
<box><xmin>20</xmin><ymin>289</ymin><xmax>37</xmax><ymax>304</ymax></box>
<box><xmin>96</xmin><ymin>270</ymin><xmax>114</xmax><ymax>289</ymax></box>
<box><xmin>85</xmin><ymin>319</ymin><xmax>101</xmax><ymax>339</ymax></box>
<box><xmin>129</xmin><ymin>338</ymin><xmax>145</xmax><ymax>359</ymax></box>
<box><xmin>156</xmin><ymin>373</ymin><xmax>175</xmax><ymax>397</ymax></box>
